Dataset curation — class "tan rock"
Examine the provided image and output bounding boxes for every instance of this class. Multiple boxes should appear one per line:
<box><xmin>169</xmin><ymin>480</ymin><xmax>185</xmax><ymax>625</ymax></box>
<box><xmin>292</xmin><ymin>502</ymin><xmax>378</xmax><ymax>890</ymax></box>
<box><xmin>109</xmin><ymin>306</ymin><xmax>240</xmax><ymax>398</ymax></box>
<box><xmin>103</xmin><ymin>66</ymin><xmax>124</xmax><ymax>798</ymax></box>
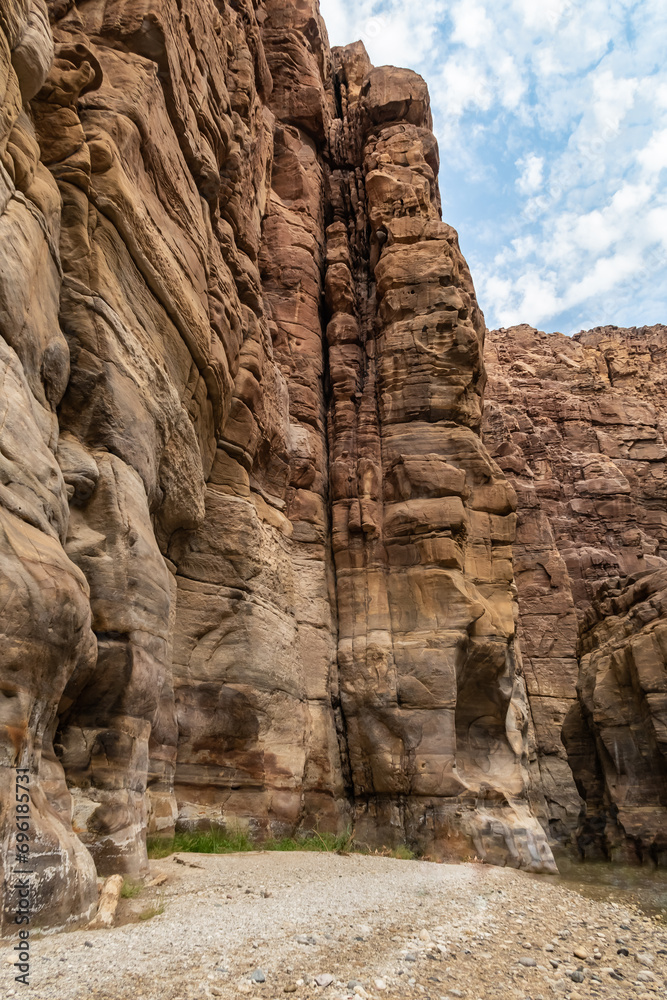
<box><xmin>88</xmin><ymin>873</ymin><xmax>123</xmax><ymax>929</ymax></box>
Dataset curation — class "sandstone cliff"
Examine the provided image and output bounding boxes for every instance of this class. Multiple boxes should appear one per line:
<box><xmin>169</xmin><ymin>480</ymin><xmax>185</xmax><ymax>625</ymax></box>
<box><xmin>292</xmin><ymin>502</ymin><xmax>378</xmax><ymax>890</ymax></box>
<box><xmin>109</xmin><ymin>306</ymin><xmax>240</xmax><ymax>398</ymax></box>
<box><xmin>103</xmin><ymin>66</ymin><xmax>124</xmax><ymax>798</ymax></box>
<box><xmin>484</xmin><ymin>324</ymin><xmax>667</xmax><ymax>865</ymax></box>
<box><xmin>0</xmin><ymin>0</ymin><xmax>554</xmax><ymax>933</ymax></box>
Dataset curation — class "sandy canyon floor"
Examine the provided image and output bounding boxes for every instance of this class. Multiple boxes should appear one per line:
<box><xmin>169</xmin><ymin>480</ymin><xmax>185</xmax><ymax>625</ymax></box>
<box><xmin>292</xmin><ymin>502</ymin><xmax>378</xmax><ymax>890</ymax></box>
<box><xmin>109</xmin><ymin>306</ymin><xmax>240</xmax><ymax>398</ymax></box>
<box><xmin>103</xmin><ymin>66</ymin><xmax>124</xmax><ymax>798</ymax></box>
<box><xmin>1</xmin><ymin>852</ymin><xmax>666</xmax><ymax>1000</ymax></box>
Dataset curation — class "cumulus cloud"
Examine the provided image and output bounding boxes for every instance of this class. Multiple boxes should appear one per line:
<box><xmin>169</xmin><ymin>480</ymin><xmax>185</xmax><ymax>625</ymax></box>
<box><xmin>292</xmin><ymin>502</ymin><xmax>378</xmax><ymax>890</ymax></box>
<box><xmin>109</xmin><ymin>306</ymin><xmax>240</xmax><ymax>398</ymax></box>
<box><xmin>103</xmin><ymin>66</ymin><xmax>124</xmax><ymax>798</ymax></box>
<box><xmin>320</xmin><ymin>0</ymin><xmax>667</xmax><ymax>333</ymax></box>
<box><xmin>516</xmin><ymin>154</ymin><xmax>544</xmax><ymax>196</ymax></box>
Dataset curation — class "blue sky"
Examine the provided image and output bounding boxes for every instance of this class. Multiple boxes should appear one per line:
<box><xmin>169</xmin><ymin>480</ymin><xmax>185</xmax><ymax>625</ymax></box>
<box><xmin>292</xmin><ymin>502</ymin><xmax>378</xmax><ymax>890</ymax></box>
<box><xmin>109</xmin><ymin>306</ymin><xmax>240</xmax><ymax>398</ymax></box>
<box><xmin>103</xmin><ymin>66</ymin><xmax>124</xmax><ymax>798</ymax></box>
<box><xmin>320</xmin><ymin>0</ymin><xmax>667</xmax><ymax>334</ymax></box>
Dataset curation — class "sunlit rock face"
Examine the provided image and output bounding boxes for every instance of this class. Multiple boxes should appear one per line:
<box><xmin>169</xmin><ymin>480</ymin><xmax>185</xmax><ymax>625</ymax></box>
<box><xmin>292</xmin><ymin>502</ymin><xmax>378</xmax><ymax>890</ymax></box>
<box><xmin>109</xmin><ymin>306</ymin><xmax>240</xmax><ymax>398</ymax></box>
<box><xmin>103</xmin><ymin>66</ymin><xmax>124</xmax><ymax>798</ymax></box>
<box><xmin>484</xmin><ymin>324</ymin><xmax>667</xmax><ymax>864</ymax></box>
<box><xmin>0</xmin><ymin>0</ymin><xmax>555</xmax><ymax>933</ymax></box>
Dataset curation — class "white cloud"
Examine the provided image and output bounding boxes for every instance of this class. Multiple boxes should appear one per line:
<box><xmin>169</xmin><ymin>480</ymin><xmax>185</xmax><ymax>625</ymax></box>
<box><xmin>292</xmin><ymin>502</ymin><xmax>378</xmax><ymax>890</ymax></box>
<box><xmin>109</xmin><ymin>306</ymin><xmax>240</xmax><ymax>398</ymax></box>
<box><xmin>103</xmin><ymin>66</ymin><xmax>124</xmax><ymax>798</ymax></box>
<box><xmin>496</xmin><ymin>54</ymin><xmax>526</xmax><ymax>111</ymax></box>
<box><xmin>450</xmin><ymin>1</ymin><xmax>493</xmax><ymax>48</ymax></box>
<box><xmin>562</xmin><ymin>249</ymin><xmax>644</xmax><ymax>312</ymax></box>
<box><xmin>320</xmin><ymin>0</ymin><xmax>667</xmax><ymax>333</ymax></box>
<box><xmin>638</xmin><ymin>128</ymin><xmax>667</xmax><ymax>175</ymax></box>
<box><xmin>439</xmin><ymin>57</ymin><xmax>492</xmax><ymax>118</ymax></box>
<box><xmin>516</xmin><ymin>154</ymin><xmax>544</xmax><ymax>196</ymax></box>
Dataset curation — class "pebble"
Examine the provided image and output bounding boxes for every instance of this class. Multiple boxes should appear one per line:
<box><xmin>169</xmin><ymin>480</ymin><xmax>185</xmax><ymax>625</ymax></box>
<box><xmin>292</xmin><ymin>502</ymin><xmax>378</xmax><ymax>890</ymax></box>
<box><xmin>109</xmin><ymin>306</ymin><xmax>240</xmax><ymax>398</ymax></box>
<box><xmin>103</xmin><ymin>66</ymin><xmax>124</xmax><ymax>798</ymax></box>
<box><xmin>569</xmin><ymin>970</ymin><xmax>584</xmax><ymax>982</ymax></box>
<box><xmin>373</xmin><ymin>979</ymin><xmax>387</xmax><ymax>990</ymax></box>
<box><xmin>315</xmin><ymin>973</ymin><xmax>334</xmax><ymax>987</ymax></box>
<box><xmin>518</xmin><ymin>957</ymin><xmax>536</xmax><ymax>967</ymax></box>
<box><xmin>573</xmin><ymin>947</ymin><xmax>588</xmax><ymax>960</ymax></box>
<box><xmin>249</xmin><ymin>969</ymin><xmax>266</xmax><ymax>983</ymax></box>
<box><xmin>637</xmin><ymin>952</ymin><xmax>655</xmax><ymax>966</ymax></box>
<box><xmin>353</xmin><ymin>987</ymin><xmax>368</xmax><ymax>998</ymax></box>
<box><xmin>283</xmin><ymin>987</ymin><xmax>297</xmax><ymax>994</ymax></box>
<box><xmin>419</xmin><ymin>929</ymin><xmax>431</xmax><ymax>941</ymax></box>
<box><xmin>404</xmin><ymin>953</ymin><xmax>417</xmax><ymax>962</ymax></box>
<box><xmin>544</xmin><ymin>944</ymin><xmax>554</xmax><ymax>952</ymax></box>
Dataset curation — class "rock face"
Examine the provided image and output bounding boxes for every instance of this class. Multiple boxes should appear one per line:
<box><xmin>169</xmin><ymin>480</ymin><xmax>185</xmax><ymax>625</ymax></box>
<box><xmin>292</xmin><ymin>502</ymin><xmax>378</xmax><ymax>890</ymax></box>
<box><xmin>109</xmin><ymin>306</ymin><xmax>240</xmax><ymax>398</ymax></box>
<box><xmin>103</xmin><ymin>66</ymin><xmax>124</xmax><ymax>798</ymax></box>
<box><xmin>484</xmin><ymin>324</ymin><xmax>667</xmax><ymax>864</ymax></box>
<box><xmin>0</xmin><ymin>0</ymin><xmax>558</xmax><ymax>932</ymax></box>
<box><xmin>326</xmin><ymin>49</ymin><xmax>548</xmax><ymax>867</ymax></box>
<box><xmin>3</xmin><ymin>0</ymin><xmax>667</xmax><ymax>938</ymax></box>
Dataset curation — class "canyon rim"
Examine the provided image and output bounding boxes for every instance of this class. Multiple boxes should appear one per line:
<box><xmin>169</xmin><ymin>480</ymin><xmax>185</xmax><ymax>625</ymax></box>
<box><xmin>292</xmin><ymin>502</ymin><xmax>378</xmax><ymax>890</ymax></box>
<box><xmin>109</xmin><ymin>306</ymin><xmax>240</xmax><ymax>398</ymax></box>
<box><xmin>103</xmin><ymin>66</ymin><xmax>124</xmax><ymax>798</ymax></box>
<box><xmin>0</xmin><ymin>0</ymin><xmax>665</xmax><ymax>935</ymax></box>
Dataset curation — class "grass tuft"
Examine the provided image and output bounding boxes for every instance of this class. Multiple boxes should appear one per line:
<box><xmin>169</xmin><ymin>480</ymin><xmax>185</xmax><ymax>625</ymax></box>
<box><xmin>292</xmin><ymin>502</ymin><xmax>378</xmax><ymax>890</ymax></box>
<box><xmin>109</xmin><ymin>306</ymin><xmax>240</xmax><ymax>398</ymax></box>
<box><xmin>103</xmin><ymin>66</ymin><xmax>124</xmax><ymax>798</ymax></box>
<box><xmin>138</xmin><ymin>904</ymin><xmax>164</xmax><ymax>921</ymax></box>
<box><xmin>120</xmin><ymin>878</ymin><xmax>142</xmax><ymax>899</ymax></box>
<box><xmin>264</xmin><ymin>829</ymin><xmax>356</xmax><ymax>853</ymax></box>
<box><xmin>389</xmin><ymin>844</ymin><xmax>416</xmax><ymax>861</ymax></box>
<box><xmin>145</xmin><ymin>836</ymin><xmax>174</xmax><ymax>860</ymax></box>
<box><xmin>147</xmin><ymin>828</ymin><xmax>255</xmax><ymax>859</ymax></box>
<box><xmin>146</xmin><ymin>824</ymin><xmax>418</xmax><ymax>862</ymax></box>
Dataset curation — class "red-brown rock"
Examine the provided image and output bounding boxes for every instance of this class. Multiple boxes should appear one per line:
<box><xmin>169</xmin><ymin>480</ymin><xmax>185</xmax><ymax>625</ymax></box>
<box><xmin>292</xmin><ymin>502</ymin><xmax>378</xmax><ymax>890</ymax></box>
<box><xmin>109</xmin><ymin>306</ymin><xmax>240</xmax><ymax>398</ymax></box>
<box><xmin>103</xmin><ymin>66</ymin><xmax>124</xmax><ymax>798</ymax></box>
<box><xmin>484</xmin><ymin>324</ymin><xmax>667</xmax><ymax>861</ymax></box>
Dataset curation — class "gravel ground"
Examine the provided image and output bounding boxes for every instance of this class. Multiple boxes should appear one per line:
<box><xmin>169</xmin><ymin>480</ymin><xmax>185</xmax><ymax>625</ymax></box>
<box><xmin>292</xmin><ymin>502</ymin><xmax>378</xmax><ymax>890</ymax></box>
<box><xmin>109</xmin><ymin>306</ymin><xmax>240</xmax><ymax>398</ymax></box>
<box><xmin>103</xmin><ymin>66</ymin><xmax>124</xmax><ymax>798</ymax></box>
<box><xmin>2</xmin><ymin>852</ymin><xmax>666</xmax><ymax>1000</ymax></box>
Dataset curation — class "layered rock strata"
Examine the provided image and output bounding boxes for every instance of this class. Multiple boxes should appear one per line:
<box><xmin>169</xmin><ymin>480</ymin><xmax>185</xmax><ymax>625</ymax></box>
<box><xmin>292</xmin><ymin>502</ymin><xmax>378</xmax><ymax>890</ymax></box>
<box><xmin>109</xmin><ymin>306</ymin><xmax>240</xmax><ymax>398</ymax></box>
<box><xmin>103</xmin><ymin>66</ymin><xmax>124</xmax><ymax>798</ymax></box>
<box><xmin>0</xmin><ymin>0</ymin><xmax>555</xmax><ymax>934</ymax></box>
<box><xmin>484</xmin><ymin>324</ymin><xmax>667</xmax><ymax>863</ymax></box>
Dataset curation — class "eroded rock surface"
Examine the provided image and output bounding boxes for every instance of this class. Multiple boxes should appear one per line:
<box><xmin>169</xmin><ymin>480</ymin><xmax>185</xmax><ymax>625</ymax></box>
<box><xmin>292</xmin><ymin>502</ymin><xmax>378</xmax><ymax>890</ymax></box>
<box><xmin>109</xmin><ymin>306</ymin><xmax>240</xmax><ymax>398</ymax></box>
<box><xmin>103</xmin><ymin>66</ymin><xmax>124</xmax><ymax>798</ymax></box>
<box><xmin>1</xmin><ymin>0</ymin><xmax>558</xmax><ymax>934</ymax></box>
<box><xmin>485</xmin><ymin>324</ymin><xmax>667</xmax><ymax>862</ymax></box>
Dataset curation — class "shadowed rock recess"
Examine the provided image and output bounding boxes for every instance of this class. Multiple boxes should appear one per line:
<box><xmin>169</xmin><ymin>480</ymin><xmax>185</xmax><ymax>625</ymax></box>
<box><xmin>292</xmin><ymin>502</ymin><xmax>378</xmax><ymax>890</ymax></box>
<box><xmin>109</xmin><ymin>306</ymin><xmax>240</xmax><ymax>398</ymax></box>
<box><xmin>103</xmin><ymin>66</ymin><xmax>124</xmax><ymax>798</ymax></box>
<box><xmin>0</xmin><ymin>0</ymin><xmax>663</xmax><ymax>935</ymax></box>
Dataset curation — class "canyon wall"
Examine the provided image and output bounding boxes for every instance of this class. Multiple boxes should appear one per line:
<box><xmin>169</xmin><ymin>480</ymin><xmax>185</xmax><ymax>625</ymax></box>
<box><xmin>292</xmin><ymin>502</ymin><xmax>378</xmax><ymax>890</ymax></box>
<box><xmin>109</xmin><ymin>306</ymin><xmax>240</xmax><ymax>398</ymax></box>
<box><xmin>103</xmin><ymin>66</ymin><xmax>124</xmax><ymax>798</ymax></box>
<box><xmin>0</xmin><ymin>0</ymin><xmax>553</xmax><ymax>934</ymax></box>
<box><xmin>484</xmin><ymin>324</ymin><xmax>667</xmax><ymax>865</ymax></box>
